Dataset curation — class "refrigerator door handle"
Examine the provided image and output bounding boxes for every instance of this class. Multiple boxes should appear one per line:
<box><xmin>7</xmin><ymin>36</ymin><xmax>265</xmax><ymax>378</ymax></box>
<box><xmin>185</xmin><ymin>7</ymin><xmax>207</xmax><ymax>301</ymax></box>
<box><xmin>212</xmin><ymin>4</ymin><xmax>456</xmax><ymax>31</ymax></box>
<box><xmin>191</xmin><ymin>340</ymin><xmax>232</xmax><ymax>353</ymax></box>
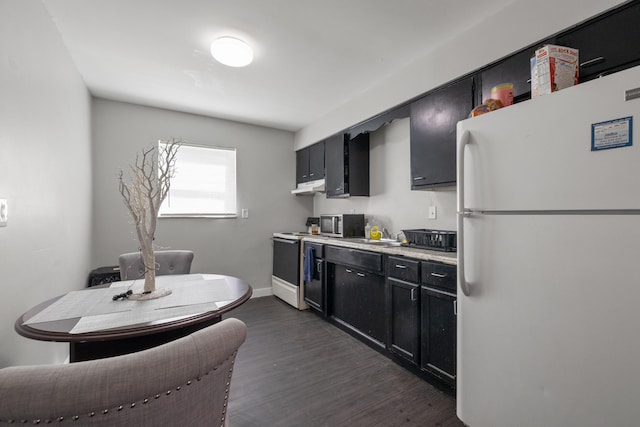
<box><xmin>457</xmin><ymin>129</ymin><xmax>471</xmax><ymax>297</ymax></box>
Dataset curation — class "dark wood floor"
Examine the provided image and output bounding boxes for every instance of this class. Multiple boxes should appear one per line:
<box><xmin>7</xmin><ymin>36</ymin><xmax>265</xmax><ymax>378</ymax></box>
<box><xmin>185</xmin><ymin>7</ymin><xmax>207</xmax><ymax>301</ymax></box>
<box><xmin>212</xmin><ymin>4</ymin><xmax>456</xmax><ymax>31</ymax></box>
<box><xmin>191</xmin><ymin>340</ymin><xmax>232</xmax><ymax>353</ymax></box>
<box><xmin>224</xmin><ymin>296</ymin><xmax>463</xmax><ymax>427</ymax></box>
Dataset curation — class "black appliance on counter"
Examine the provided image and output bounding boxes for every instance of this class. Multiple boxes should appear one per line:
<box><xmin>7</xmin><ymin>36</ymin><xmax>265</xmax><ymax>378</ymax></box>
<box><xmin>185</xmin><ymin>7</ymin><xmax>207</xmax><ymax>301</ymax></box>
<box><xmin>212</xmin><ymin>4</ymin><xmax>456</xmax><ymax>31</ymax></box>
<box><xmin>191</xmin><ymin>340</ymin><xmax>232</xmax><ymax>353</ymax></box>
<box><xmin>402</xmin><ymin>229</ymin><xmax>457</xmax><ymax>252</ymax></box>
<box><xmin>319</xmin><ymin>214</ymin><xmax>365</xmax><ymax>237</ymax></box>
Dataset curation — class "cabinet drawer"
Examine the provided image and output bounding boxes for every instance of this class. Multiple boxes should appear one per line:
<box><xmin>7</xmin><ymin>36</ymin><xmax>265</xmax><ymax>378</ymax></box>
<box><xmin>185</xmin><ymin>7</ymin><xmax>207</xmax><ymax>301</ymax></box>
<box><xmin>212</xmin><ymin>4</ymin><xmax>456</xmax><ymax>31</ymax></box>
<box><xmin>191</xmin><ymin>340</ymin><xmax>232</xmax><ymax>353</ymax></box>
<box><xmin>304</xmin><ymin>242</ymin><xmax>324</xmax><ymax>258</ymax></box>
<box><xmin>387</xmin><ymin>256</ymin><xmax>420</xmax><ymax>283</ymax></box>
<box><xmin>325</xmin><ymin>245</ymin><xmax>383</xmax><ymax>273</ymax></box>
<box><xmin>421</xmin><ymin>261</ymin><xmax>456</xmax><ymax>292</ymax></box>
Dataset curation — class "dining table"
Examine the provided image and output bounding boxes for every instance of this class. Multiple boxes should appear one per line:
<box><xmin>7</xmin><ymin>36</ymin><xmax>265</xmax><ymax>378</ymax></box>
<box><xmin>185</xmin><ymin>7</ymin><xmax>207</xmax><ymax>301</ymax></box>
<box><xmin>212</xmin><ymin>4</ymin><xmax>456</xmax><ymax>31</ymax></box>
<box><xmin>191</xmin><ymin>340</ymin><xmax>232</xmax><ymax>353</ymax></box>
<box><xmin>15</xmin><ymin>274</ymin><xmax>252</xmax><ymax>362</ymax></box>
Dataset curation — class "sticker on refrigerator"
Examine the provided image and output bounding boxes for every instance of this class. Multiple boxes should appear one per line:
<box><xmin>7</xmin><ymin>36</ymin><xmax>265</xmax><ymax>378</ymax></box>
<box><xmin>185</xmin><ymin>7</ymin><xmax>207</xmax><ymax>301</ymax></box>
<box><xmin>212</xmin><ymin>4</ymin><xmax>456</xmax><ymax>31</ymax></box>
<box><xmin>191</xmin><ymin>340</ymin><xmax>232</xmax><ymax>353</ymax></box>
<box><xmin>591</xmin><ymin>116</ymin><xmax>632</xmax><ymax>151</ymax></box>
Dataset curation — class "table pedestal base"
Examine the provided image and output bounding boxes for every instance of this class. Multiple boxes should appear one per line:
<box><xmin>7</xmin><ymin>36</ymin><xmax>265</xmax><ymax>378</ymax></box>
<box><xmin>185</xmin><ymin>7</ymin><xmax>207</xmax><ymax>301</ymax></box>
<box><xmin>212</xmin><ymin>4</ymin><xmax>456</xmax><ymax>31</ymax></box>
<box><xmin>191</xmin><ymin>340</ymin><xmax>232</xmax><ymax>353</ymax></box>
<box><xmin>69</xmin><ymin>315</ymin><xmax>221</xmax><ymax>362</ymax></box>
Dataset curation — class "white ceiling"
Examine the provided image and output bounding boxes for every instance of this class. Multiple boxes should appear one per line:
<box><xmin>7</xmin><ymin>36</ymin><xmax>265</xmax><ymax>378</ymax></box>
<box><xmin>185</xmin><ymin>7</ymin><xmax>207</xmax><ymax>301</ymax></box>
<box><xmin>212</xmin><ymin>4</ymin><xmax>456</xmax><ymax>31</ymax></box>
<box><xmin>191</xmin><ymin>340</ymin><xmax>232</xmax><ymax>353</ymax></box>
<box><xmin>42</xmin><ymin>0</ymin><xmax>518</xmax><ymax>132</ymax></box>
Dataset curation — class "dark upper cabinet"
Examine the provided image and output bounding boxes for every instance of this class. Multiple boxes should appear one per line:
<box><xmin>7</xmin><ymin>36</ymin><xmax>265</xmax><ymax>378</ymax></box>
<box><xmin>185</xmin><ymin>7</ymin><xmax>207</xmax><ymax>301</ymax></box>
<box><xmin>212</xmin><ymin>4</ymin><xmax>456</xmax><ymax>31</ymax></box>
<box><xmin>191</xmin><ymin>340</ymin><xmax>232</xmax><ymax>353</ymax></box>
<box><xmin>325</xmin><ymin>132</ymin><xmax>369</xmax><ymax>198</ymax></box>
<box><xmin>296</xmin><ymin>141</ymin><xmax>325</xmax><ymax>184</ymax></box>
<box><xmin>295</xmin><ymin>148</ymin><xmax>310</xmax><ymax>184</ymax></box>
<box><xmin>480</xmin><ymin>39</ymin><xmax>554</xmax><ymax>105</ymax></box>
<box><xmin>556</xmin><ymin>2</ymin><xmax>640</xmax><ymax>82</ymax></box>
<box><xmin>410</xmin><ymin>77</ymin><xmax>475</xmax><ymax>189</ymax></box>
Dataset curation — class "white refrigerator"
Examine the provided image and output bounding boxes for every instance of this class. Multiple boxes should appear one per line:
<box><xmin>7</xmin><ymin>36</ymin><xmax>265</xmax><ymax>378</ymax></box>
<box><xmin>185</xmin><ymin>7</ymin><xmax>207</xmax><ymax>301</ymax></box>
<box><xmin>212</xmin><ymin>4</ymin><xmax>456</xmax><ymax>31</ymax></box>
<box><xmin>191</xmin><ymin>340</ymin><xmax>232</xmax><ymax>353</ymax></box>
<box><xmin>456</xmin><ymin>65</ymin><xmax>640</xmax><ymax>427</ymax></box>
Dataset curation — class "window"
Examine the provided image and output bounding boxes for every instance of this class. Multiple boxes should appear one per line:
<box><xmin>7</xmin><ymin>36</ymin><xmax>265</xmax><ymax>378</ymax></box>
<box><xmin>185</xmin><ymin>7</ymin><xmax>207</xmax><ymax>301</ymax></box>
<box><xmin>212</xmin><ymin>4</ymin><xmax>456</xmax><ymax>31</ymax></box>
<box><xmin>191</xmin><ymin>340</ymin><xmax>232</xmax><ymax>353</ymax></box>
<box><xmin>158</xmin><ymin>142</ymin><xmax>237</xmax><ymax>217</ymax></box>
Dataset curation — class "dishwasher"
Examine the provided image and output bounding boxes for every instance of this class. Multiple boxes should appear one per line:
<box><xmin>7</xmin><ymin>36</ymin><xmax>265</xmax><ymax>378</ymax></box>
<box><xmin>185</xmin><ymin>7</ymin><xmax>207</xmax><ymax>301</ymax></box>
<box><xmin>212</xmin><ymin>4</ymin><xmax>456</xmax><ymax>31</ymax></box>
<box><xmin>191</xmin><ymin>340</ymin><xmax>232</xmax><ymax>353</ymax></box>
<box><xmin>303</xmin><ymin>241</ymin><xmax>325</xmax><ymax>314</ymax></box>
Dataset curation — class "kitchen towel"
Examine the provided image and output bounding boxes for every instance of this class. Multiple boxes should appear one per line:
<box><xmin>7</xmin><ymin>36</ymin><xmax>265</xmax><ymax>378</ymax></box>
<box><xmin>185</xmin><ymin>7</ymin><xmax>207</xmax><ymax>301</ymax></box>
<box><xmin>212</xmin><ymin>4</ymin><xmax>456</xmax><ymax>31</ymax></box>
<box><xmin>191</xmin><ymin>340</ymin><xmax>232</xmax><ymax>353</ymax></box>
<box><xmin>303</xmin><ymin>246</ymin><xmax>314</xmax><ymax>282</ymax></box>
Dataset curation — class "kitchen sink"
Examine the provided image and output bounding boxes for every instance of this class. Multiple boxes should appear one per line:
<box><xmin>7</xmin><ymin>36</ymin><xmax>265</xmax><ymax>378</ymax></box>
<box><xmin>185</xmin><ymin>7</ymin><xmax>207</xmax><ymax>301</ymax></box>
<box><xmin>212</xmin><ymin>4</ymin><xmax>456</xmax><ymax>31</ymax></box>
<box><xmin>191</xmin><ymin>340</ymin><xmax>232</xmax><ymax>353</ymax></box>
<box><xmin>353</xmin><ymin>238</ymin><xmax>403</xmax><ymax>247</ymax></box>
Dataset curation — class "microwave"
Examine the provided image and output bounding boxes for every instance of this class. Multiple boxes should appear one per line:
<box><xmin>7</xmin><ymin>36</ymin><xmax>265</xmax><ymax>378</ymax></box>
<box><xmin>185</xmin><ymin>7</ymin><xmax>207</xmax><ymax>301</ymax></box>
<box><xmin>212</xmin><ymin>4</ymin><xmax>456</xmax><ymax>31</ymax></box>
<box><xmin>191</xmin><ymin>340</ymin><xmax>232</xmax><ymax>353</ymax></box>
<box><xmin>319</xmin><ymin>214</ymin><xmax>365</xmax><ymax>238</ymax></box>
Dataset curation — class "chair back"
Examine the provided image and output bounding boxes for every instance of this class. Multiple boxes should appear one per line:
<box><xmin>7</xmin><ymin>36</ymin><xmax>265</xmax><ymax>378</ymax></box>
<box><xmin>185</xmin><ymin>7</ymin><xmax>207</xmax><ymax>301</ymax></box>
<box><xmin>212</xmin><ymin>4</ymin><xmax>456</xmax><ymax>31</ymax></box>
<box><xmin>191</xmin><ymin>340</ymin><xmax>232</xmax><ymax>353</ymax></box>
<box><xmin>0</xmin><ymin>318</ymin><xmax>246</xmax><ymax>426</ymax></box>
<box><xmin>118</xmin><ymin>250</ymin><xmax>194</xmax><ymax>280</ymax></box>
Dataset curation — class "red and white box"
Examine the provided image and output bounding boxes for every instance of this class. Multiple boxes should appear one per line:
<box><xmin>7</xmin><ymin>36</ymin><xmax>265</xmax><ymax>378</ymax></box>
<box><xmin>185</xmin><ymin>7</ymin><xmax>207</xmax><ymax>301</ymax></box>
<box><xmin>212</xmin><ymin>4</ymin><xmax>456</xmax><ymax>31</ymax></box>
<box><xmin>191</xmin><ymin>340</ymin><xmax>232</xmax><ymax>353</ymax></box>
<box><xmin>531</xmin><ymin>45</ymin><xmax>579</xmax><ymax>97</ymax></box>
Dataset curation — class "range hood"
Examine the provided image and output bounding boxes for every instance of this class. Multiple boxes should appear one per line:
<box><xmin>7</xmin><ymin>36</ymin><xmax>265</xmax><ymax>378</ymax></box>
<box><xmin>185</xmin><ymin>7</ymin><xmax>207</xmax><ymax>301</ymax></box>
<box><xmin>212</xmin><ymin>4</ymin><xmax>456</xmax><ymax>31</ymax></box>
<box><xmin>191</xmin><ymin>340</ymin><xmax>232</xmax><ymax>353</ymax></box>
<box><xmin>291</xmin><ymin>178</ymin><xmax>325</xmax><ymax>195</ymax></box>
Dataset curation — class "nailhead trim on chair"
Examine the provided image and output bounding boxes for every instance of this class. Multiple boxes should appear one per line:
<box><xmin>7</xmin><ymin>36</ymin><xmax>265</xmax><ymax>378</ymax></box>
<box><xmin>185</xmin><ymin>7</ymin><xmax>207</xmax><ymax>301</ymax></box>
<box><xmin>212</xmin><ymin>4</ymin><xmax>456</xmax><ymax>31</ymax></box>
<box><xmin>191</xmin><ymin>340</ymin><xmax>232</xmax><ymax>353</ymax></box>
<box><xmin>0</xmin><ymin>351</ymin><xmax>238</xmax><ymax>425</ymax></box>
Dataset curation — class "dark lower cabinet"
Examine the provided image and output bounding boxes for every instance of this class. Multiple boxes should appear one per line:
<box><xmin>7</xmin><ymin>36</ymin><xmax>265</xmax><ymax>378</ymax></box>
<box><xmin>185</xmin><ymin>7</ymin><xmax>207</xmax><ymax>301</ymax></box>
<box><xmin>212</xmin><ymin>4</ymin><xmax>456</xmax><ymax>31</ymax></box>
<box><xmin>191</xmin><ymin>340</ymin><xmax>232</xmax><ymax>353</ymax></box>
<box><xmin>388</xmin><ymin>277</ymin><xmax>420</xmax><ymax>364</ymax></box>
<box><xmin>421</xmin><ymin>286</ymin><xmax>457</xmax><ymax>387</ymax></box>
<box><xmin>330</xmin><ymin>263</ymin><xmax>386</xmax><ymax>348</ymax></box>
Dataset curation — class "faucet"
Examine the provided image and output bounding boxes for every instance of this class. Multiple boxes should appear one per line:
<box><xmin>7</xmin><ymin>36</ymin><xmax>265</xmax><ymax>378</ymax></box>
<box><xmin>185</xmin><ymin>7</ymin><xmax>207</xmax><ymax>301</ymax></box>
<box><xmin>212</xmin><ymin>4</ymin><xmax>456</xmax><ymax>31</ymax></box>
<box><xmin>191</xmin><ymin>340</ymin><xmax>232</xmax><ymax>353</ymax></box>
<box><xmin>381</xmin><ymin>227</ymin><xmax>392</xmax><ymax>239</ymax></box>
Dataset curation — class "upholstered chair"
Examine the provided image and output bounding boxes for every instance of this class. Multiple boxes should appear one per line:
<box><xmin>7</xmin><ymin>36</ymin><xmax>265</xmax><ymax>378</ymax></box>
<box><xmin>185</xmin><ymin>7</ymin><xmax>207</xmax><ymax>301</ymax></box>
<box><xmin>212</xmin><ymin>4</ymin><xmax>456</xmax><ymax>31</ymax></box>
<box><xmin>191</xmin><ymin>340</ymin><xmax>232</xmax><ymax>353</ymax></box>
<box><xmin>118</xmin><ymin>250</ymin><xmax>194</xmax><ymax>280</ymax></box>
<box><xmin>0</xmin><ymin>318</ymin><xmax>246</xmax><ymax>426</ymax></box>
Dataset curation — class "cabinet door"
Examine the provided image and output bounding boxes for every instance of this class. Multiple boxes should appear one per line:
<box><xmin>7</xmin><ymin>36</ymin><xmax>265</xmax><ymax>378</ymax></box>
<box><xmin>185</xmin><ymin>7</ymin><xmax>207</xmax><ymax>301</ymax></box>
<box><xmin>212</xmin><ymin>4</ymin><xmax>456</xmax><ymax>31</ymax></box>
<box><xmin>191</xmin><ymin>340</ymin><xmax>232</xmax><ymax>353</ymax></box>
<box><xmin>388</xmin><ymin>278</ymin><xmax>420</xmax><ymax>364</ymax></box>
<box><xmin>296</xmin><ymin>148</ymin><xmax>310</xmax><ymax>184</ymax></box>
<box><xmin>410</xmin><ymin>77</ymin><xmax>474</xmax><ymax>189</ymax></box>
<box><xmin>481</xmin><ymin>41</ymin><xmax>552</xmax><ymax>104</ymax></box>
<box><xmin>308</xmin><ymin>141</ymin><xmax>325</xmax><ymax>181</ymax></box>
<box><xmin>556</xmin><ymin>2</ymin><xmax>640</xmax><ymax>82</ymax></box>
<box><xmin>325</xmin><ymin>133</ymin><xmax>346</xmax><ymax>197</ymax></box>
<box><xmin>331</xmin><ymin>264</ymin><xmax>386</xmax><ymax>347</ymax></box>
<box><xmin>421</xmin><ymin>287</ymin><xmax>456</xmax><ymax>386</ymax></box>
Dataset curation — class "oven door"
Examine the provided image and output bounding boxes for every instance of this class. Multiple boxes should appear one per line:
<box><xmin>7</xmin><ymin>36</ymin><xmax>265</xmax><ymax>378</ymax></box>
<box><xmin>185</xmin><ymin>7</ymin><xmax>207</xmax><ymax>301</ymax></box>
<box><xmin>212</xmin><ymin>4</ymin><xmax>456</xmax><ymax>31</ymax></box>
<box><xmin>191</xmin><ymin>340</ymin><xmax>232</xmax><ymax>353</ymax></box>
<box><xmin>272</xmin><ymin>238</ymin><xmax>300</xmax><ymax>285</ymax></box>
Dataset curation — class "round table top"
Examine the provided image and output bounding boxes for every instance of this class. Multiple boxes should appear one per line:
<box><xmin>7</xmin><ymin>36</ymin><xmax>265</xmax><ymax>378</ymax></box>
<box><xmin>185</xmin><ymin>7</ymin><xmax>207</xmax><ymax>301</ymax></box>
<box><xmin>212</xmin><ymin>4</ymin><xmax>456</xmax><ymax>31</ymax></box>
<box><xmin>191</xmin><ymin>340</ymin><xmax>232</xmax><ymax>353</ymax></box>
<box><xmin>15</xmin><ymin>274</ymin><xmax>252</xmax><ymax>343</ymax></box>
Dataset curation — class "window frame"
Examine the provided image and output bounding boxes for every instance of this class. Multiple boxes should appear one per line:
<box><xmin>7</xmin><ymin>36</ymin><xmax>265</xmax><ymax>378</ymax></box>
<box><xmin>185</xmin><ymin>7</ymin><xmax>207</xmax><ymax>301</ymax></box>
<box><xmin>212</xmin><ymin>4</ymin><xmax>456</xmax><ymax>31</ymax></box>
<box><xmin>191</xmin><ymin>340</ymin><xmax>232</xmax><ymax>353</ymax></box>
<box><xmin>158</xmin><ymin>142</ymin><xmax>238</xmax><ymax>219</ymax></box>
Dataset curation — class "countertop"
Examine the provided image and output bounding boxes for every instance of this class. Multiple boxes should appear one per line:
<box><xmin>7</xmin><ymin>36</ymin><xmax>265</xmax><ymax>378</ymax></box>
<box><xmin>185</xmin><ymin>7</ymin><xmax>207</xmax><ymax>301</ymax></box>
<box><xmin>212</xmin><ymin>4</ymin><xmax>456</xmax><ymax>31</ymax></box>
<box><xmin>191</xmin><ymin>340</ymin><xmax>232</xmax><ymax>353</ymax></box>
<box><xmin>273</xmin><ymin>232</ymin><xmax>457</xmax><ymax>265</ymax></box>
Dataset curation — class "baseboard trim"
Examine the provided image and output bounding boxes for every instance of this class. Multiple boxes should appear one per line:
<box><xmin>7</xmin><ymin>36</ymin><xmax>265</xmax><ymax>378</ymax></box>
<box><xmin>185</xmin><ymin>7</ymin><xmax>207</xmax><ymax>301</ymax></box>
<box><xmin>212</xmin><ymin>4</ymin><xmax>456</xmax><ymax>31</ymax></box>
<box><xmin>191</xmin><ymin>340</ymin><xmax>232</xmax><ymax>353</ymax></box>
<box><xmin>251</xmin><ymin>287</ymin><xmax>273</xmax><ymax>298</ymax></box>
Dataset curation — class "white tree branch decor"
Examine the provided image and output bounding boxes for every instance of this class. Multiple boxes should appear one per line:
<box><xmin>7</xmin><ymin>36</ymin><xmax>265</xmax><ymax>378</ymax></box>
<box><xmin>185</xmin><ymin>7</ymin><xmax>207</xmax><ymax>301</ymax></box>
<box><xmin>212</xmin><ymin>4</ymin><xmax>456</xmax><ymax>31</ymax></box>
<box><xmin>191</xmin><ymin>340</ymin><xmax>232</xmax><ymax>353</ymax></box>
<box><xmin>118</xmin><ymin>138</ymin><xmax>181</xmax><ymax>298</ymax></box>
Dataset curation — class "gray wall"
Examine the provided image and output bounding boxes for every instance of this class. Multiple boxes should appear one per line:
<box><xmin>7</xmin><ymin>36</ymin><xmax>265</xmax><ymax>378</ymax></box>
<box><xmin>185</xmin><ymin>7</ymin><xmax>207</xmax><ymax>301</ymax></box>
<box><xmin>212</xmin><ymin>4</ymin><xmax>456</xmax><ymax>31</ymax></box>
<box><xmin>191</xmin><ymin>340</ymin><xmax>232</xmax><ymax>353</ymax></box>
<box><xmin>313</xmin><ymin>118</ymin><xmax>456</xmax><ymax>235</ymax></box>
<box><xmin>91</xmin><ymin>99</ymin><xmax>312</xmax><ymax>295</ymax></box>
<box><xmin>0</xmin><ymin>0</ymin><xmax>92</xmax><ymax>367</ymax></box>
<box><xmin>295</xmin><ymin>0</ymin><xmax>623</xmax><ymax>148</ymax></box>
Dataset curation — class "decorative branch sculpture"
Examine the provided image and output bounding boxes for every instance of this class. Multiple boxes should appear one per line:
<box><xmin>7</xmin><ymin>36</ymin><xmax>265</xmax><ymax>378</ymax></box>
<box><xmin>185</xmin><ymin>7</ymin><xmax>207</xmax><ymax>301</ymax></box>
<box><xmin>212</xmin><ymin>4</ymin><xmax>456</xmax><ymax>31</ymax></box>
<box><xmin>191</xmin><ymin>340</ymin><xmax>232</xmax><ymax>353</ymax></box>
<box><xmin>118</xmin><ymin>138</ymin><xmax>181</xmax><ymax>297</ymax></box>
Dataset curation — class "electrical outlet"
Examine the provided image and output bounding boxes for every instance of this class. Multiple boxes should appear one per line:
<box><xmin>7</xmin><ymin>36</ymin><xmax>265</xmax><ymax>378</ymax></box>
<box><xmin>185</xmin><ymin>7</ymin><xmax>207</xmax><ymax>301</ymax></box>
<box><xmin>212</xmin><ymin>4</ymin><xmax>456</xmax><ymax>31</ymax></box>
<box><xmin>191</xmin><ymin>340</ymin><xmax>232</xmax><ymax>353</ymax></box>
<box><xmin>0</xmin><ymin>199</ymin><xmax>7</xmax><ymax>226</ymax></box>
<box><xmin>428</xmin><ymin>205</ymin><xmax>437</xmax><ymax>220</ymax></box>
<box><xmin>241</xmin><ymin>208</ymin><xmax>249</xmax><ymax>219</ymax></box>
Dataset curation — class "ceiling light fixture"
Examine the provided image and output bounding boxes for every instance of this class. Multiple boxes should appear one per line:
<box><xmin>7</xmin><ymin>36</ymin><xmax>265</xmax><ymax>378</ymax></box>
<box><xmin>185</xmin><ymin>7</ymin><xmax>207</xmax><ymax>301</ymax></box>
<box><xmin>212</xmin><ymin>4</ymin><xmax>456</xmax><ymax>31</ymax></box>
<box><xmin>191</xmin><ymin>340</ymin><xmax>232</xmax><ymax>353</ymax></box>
<box><xmin>210</xmin><ymin>36</ymin><xmax>253</xmax><ymax>67</ymax></box>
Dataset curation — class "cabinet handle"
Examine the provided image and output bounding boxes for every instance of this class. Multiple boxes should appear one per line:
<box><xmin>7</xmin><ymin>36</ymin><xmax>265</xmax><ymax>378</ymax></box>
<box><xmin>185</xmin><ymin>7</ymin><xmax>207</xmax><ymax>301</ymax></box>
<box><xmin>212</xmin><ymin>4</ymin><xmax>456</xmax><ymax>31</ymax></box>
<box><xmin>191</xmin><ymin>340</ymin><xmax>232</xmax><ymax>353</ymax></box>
<box><xmin>302</xmin><ymin>174</ymin><xmax>307</xmax><ymax>178</ymax></box>
<box><xmin>410</xmin><ymin>288</ymin><xmax>417</xmax><ymax>301</ymax></box>
<box><xmin>580</xmin><ymin>57</ymin><xmax>605</xmax><ymax>68</ymax></box>
<box><xmin>430</xmin><ymin>272</ymin><xmax>447</xmax><ymax>278</ymax></box>
<box><xmin>394</xmin><ymin>264</ymin><xmax>408</xmax><ymax>269</ymax></box>
<box><xmin>345</xmin><ymin>269</ymin><xmax>353</xmax><ymax>273</ymax></box>
<box><xmin>454</xmin><ymin>300</ymin><xmax>457</xmax><ymax>316</ymax></box>
<box><xmin>309</xmin><ymin>173</ymin><xmax>315</xmax><ymax>177</ymax></box>
<box><xmin>413</xmin><ymin>176</ymin><xmax>425</xmax><ymax>181</ymax></box>
<box><xmin>357</xmin><ymin>272</ymin><xmax>366</xmax><ymax>277</ymax></box>
<box><xmin>317</xmin><ymin>263</ymin><xmax>322</xmax><ymax>273</ymax></box>
<box><xmin>526</xmin><ymin>78</ymin><xmax>532</xmax><ymax>83</ymax></box>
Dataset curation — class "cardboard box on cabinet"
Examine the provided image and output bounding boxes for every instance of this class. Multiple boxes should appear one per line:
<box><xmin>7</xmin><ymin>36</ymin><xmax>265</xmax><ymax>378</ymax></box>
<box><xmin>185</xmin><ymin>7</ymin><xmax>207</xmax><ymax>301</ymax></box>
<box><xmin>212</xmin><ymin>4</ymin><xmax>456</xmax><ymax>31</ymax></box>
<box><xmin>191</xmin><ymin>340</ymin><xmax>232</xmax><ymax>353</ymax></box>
<box><xmin>531</xmin><ymin>45</ymin><xmax>579</xmax><ymax>97</ymax></box>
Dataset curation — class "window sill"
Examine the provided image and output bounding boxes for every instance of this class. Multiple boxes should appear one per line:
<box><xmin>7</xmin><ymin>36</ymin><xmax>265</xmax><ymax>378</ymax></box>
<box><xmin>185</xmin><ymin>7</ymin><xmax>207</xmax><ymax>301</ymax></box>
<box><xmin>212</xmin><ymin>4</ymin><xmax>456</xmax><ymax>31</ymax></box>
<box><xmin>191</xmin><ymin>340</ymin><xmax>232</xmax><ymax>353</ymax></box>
<box><xmin>158</xmin><ymin>214</ymin><xmax>238</xmax><ymax>219</ymax></box>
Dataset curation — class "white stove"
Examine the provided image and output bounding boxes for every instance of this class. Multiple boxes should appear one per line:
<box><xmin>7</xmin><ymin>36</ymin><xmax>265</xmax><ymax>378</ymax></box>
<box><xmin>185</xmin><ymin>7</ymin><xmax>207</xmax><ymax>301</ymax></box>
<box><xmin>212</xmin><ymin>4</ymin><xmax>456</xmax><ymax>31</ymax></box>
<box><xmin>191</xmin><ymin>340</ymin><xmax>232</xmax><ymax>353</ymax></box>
<box><xmin>271</xmin><ymin>232</ymin><xmax>309</xmax><ymax>310</ymax></box>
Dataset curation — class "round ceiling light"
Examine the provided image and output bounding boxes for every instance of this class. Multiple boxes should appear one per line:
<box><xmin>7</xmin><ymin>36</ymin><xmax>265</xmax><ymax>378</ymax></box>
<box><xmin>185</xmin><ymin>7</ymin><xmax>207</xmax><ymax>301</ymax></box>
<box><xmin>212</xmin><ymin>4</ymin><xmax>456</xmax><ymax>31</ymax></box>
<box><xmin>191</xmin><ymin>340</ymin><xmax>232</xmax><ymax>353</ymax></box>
<box><xmin>210</xmin><ymin>36</ymin><xmax>253</xmax><ymax>67</ymax></box>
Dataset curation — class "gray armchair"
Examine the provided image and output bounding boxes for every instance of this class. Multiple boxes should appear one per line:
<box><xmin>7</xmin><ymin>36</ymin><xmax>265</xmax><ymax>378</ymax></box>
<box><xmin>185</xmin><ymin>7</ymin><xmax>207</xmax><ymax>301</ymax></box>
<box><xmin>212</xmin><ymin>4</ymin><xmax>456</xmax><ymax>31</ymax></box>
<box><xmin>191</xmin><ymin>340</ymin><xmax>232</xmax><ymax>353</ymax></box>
<box><xmin>118</xmin><ymin>250</ymin><xmax>194</xmax><ymax>280</ymax></box>
<box><xmin>0</xmin><ymin>318</ymin><xmax>247</xmax><ymax>426</ymax></box>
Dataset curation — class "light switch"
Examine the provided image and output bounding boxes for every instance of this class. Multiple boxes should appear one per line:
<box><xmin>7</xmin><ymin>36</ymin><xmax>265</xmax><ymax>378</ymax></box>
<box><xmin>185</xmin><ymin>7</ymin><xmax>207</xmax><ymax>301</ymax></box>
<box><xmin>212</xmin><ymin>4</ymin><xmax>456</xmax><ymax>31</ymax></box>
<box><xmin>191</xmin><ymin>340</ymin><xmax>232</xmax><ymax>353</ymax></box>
<box><xmin>241</xmin><ymin>208</ymin><xmax>249</xmax><ymax>219</ymax></box>
<box><xmin>0</xmin><ymin>199</ymin><xmax>7</xmax><ymax>226</ymax></box>
<box><xmin>428</xmin><ymin>205</ymin><xmax>437</xmax><ymax>220</ymax></box>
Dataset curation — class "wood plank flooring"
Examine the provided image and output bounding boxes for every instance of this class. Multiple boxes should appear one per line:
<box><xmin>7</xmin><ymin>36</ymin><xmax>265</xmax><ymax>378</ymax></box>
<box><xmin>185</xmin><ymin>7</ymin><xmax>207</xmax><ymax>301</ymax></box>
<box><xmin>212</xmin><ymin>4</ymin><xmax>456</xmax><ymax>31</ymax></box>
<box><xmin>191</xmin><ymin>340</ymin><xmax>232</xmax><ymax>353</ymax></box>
<box><xmin>224</xmin><ymin>296</ymin><xmax>463</xmax><ymax>427</ymax></box>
